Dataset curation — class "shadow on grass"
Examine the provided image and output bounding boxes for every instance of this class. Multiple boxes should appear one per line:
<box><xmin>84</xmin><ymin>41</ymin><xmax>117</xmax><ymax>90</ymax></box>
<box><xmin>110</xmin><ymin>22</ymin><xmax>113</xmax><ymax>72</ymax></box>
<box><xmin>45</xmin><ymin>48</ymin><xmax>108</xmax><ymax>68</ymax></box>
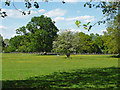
<box><xmin>2</xmin><ymin>67</ymin><xmax>120</xmax><ymax>89</ymax></box>
<box><xmin>109</xmin><ymin>55</ymin><xmax>120</xmax><ymax>58</ymax></box>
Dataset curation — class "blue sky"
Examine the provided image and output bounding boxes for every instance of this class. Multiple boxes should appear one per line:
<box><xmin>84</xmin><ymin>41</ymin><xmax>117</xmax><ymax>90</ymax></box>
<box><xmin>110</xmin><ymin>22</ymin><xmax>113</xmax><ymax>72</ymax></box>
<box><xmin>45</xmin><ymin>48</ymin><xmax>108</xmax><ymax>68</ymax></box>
<box><xmin>0</xmin><ymin>1</ymin><xmax>107</xmax><ymax>39</ymax></box>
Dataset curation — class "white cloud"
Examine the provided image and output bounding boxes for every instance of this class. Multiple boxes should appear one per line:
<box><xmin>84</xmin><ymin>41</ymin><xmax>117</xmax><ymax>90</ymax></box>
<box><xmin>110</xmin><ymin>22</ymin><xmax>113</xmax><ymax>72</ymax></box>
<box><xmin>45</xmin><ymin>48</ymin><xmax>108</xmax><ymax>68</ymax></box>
<box><xmin>53</xmin><ymin>15</ymin><xmax>95</xmax><ymax>23</ymax></box>
<box><xmin>38</xmin><ymin>9</ymin><xmax>46</xmax><ymax>13</ymax></box>
<box><xmin>44</xmin><ymin>8</ymin><xmax>67</xmax><ymax>17</ymax></box>
<box><xmin>2</xmin><ymin>9</ymin><xmax>38</xmax><ymax>18</ymax></box>
<box><xmin>68</xmin><ymin>29</ymin><xmax>81</xmax><ymax>32</ymax></box>
<box><xmin>84</xmin><ymin>17</ymin><xmax>95</xmax><ymax>22</ymax></box>
<box><xmin>53</xmin><ymin>17</ymin><xmax>65</xmax><ymax>22</ymax></box>
<box><xmin>66</xmin><ymin>15</ymin><xmax>95</xmax><ymax>22</ymax></box>
<box><xmin>0</xmin><ymin>25</ymin><xmax>7</xmax><ymax>30</ymax></box>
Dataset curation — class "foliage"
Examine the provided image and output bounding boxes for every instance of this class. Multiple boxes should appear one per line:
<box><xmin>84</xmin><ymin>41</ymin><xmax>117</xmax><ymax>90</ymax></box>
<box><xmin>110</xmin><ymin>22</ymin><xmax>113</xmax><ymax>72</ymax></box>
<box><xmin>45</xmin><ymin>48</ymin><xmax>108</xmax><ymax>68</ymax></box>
<box><xmin>52</xmin><ymin>31</ymin><xmax>75</xmax><ymax>58</ymax></box>
<box><xmin>103</xmin><ymin>16</ymin><xmax>120</xmax><ymax>55</ymax></box>
<box><xmin>8</xmin><ymin>15</ymin><xmax>59</xmax><ymax>53</ymax></box>
<box><xmin>76</xmin><ymin>1</ymin><xmax>120</xmax><ymax>31</ymax></box>
<box><xmin>7</xmin><ymin>46</ymin><xmax>16</xmax><ymax>52</ymax></box>
<box><xmin>75</xmin><ymin>32</ymin><xmax>101</xmax><ymax>53</ymax></box>
<box><xmin>0</xmin><ymin>34</ymin><xmax>3</xmax><ymax>52</ymax></box>
<box><xmin>52</xmin><ymin>31</ymin><xmax>102</xmax><ymax>58</ymax></box>
<box><xmin>90</xmin><ymin>33</ymin><xmax>104</xmax><ymax>53</ymax></box>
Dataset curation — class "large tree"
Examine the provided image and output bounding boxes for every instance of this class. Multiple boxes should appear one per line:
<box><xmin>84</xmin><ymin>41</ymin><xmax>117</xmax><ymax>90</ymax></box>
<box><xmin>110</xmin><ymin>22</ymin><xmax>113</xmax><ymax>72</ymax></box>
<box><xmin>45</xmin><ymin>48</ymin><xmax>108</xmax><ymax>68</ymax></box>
<box><xmin>75</xmin><ymin>32</ymin><xmax>101</xmax><ymax>54</ymax></box>
<box><xmin>103</xmin><ymin>16</ymin><xmax>120</xmax><ymax>55</ymax></box>
<box><xmin>52</xmin><ymin>31</ymin><xmax>75</xmax><ymax>58</ymax></box>
<box><xmin>90</xmin><ymin>33</ymin><xmax>104</xmax><ymax>53</ymax></box>
<box><xmin>9</xmin><ymin>15</ymin><xmax>59</xmax><ymax>52</ymax></box>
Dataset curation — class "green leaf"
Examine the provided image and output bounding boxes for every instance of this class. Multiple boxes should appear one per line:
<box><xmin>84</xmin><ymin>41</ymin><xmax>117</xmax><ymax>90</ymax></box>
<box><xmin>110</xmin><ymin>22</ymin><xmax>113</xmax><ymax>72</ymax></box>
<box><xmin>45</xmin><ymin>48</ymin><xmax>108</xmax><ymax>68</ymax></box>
<box><xmin>84</xmin><ymin>3</ymin><xmax>86</xmax><ymax>7</ymax></box>
<box><xmin>84</xmin><ymin>27</ymin><xmax>87</xmax><ymax>30</ymax></box>
<box><xmin>5</xmin><ymin>1</ymin><xmax>10</xmax><ymax>6</ymax></box>
<box><xmin>83</xmin><ymin>24</ymin><xmax>87</xmax><ymax>27</ymax></box>
<box><xmin>87</xmin><ymin>22</ymin><xmax>90</xmax><ymax>25</ymax></box>
<box><xmin>75</xmin><ymin>20</ymin><xmax>81</xmax><ymax>28</ymax></box>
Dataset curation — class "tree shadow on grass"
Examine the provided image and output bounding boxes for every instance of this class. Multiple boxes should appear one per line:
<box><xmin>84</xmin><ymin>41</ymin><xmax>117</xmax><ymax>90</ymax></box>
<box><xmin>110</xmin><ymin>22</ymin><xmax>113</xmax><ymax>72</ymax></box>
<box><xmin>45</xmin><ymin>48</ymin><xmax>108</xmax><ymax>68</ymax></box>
<box><xmin>2</xmin><ymin>67</ymin><xmax>120</xmax><ymax>89</ymax></box>
<box><xmin>109</xmin><ymin>55</ymin><xmax>120</xmax><ymax>58</ymax></box>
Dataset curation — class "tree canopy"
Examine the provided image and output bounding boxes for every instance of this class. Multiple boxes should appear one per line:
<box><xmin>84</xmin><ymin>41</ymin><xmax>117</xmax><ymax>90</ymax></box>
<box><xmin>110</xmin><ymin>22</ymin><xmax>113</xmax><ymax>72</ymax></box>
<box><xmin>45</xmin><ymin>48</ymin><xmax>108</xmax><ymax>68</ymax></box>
<box><xmin>52</xmin><ymin>30</ymin><xmax>102</xmax><ymax>58</ymax></box>
<box><xmin>103</xmin><ymin>16</ymin><xmax>120</xmax><ymax>55</ymax></box>
<box><xmin>6</xmin><ymin>15</ymin><xmax>59</xmax><ymax>53</ymax></box>
<box><xmin>1</xmin><ymin>0</ymin><xmax>120</xmax><ymax>56</ymax></box>
<box><xmin>52</xmin><ymin>31</ymin><xmax>75</xmax><ymax>58</ymax></box>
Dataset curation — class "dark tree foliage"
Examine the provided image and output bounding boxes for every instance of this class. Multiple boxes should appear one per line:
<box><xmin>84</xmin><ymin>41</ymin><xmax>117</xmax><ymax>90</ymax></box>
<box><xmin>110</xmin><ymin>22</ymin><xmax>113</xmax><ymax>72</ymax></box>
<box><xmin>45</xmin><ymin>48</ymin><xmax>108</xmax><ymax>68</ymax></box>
<box><xmin>8</xmin><ymin>15</ymin><xmax>59</xmax><ymax>53</ymax></box>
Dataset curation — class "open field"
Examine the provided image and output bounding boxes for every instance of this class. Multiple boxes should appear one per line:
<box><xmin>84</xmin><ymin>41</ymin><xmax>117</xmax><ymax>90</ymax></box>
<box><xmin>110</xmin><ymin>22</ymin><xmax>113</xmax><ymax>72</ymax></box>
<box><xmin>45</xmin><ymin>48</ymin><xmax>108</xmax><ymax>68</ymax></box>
<box><xmin>2</xmin><ymin>53</ymin><xmax>120</xmax><ymax>88</ymax></box>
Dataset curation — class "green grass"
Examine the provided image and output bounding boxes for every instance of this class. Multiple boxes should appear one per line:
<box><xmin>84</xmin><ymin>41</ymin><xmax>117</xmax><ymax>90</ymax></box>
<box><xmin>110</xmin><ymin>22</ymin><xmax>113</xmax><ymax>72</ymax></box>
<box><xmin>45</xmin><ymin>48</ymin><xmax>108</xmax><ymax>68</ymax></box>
<box><xmin>3</xmin><ymin>67</ymin><xmax>120</xmax><ymax>89</ymax></box>
<box><xmin>2</xmin><ymin>53</ymin><xmax>120</xmax><ymax>88</ymax></box>
<box><xmin>2</xmin><ymin>53</ymin><xmax>118</xmax><ymax>80</ymax></box>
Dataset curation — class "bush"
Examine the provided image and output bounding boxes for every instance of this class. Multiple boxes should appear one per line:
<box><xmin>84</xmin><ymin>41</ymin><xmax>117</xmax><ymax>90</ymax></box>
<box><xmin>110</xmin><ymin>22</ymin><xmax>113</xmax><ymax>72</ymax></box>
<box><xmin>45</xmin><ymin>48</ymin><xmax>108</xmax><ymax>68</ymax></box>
<box><xmin>6</xmin><ymin>46</ymin><xmax>16</xmax><ymax>53</ymax></box>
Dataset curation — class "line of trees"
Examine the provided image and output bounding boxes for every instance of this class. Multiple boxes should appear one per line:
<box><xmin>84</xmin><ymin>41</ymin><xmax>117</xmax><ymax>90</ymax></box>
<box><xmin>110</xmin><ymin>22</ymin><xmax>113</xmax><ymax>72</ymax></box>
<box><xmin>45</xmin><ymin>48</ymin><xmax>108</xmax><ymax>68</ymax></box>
<box><xmin>0</xmin><ymin>15</ymin><xmax>119</xmax><ymax>57</ymax></box>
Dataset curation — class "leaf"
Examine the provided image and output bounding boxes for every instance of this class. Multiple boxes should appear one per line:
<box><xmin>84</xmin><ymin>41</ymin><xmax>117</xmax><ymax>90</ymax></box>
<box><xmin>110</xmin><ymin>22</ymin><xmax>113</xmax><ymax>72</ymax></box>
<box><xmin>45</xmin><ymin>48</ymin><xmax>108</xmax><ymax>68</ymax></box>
<box><xmin>84</xmin><ymin>27</ymin><xmax>87</xmax><ymax>30</ymax></box>
<box><xmin>89</xmin><ymin>4</ymin><xmax>92</xmax><ymax>8</ymax></box>
<box><xmin>5</xmin><ymin>1</ymin><xmax>10</xmax><ymax>6</ymax></box>
<box><xmin>88</xmin><ymin>25</ymin><xmax>92</xmax><ymax>31</ymax></box>
<box><xmin>83</xmin><ymin>24</ymin><xmax>87</xmax><ymax>27</ymax></box>
<box><xmin>28</xmin><ymin>11</ymin><xmax>31</xmax><ymax>15</ymax></box>
<box><xmin>84</xmin><ymin>3</ymin><xmax>86</xmax><ymax>7</ymax></box>
<box><xmin>75</xmin><ymin>20</ymin><xmax>81</xmax><ymax>28</ymax></box>
<box><xmin>103</xmin><ymin>21</ymin><xmax>106</xmax><ymax>24</ymax></box>
<box><xmin>22</xmin><ymin>11</ymin><xmax>26</xmax><ymax>15</ymax></box>
<box><xmin>62</xmin><ymin>1</ymin><xmax>65</xmax><ymax>4</ymax></box>
<box><xmin>87</xmin><ymin>22</ymin><xmax>90</xmax><ymax>25</ymax></box>
<box><xmin>34</xmin><ymin>2</ymin><xmax>39</xmax><ymax>8</ymax></box>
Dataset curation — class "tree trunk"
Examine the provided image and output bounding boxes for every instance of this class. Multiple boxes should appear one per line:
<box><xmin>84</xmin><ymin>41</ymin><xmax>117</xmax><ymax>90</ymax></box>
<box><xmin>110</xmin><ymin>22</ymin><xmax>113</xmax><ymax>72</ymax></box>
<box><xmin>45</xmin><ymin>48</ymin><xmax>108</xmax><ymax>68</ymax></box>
<box><xmin>66</xmin><ymin>53</ymin><xmax>70</xmax><ymax>58</ymax></box>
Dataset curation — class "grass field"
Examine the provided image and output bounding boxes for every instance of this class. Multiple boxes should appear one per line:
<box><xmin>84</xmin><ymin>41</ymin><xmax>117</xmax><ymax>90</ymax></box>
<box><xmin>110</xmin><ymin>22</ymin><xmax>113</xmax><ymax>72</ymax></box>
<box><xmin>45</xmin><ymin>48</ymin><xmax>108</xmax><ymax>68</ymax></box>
<box><xmin>2</xmin><ymin>53</ymin><xmax>120</xmax><ymax>88</ymax></box>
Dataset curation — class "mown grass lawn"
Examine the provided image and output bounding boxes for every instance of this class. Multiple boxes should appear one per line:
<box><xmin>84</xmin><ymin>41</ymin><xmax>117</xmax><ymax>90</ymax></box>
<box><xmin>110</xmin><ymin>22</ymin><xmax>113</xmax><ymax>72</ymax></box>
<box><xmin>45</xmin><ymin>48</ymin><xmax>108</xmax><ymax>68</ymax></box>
<box><xmin>2</xmin><ymin>53</ymin><xmax>120</xmax><ymax>89</ymax></box>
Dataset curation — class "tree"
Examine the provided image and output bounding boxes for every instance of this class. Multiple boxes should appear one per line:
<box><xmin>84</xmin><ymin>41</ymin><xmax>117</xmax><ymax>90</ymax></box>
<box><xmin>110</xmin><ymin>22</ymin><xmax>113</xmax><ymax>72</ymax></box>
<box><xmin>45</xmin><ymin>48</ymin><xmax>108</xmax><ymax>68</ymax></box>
<box><xmin>26</xmin><ymin>15</ymin><xmax>58</xmax><ymax>52</ymax></box>
<box><xmin>9</xmin><ymin>15</ymin><xmax>59</xmax><ymax>53</ymax></box>
<box><xmin>0</xmin><ymin>34</ymin><xmax>3</xmax><ymax>52</ymax></box>
<box><xmin>75</xmin><ymin>32</ymin><xmax>101</xmax><ymax>54</ymax></box>
<box><xmin>2</xmin><ymin>39</ymin><xmax>9</xmax><ymax>52</ymax></box>
<box><xmin>4</xmin><ymin>39</ymin><xmax>9</xmax><ymax>47</ymax></box>
<box><xmin>8</xmin><ymin>35</ymin><xmax>24</xmax><ymax>52</ymax></box>
<box><xmin>52</xmin><ymin>30</ymin><xmax>102</xmax><ymax>58</ymax></box>
<box><xmin>103</xmin><ymin>16</ymin><xmax>120</xmax><ymax>55</ymax></box>
<box><xmin>52</xmin><ymin>31</ymin><xmax>75</xmax><ymax>58</ymax></box>
<box><xmin>90</xmin><ymin>33</ymin><xmax>104</xmax><ymax>53</ymax></box>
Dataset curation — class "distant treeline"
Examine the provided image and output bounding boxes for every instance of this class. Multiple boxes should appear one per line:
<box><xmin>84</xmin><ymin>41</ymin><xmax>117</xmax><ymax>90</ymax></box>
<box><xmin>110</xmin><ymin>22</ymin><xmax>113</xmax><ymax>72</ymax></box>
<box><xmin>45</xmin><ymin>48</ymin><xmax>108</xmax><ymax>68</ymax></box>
<box><xmin>0</xmin><ymin>15</ymin><xmax>119</xmax><ymax>55</ymax></box>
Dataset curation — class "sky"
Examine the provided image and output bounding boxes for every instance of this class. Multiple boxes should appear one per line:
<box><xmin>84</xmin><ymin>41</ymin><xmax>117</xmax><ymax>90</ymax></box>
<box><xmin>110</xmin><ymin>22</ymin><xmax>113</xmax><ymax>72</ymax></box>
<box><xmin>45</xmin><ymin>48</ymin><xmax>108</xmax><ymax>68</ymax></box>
<box><xmin>0</xmin><ymin>0</ymin><xmax>107</xmax><ymax>39</ymax></box>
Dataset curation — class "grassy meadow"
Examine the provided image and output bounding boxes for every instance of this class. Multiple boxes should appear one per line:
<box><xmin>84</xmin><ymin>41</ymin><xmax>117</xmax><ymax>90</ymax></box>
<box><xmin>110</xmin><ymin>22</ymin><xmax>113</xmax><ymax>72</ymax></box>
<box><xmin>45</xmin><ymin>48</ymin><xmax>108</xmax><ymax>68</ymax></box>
<box><xmin>2</xmin><ymin>53</ymin><xmax>120</xmax><ymax>88</ymax></box>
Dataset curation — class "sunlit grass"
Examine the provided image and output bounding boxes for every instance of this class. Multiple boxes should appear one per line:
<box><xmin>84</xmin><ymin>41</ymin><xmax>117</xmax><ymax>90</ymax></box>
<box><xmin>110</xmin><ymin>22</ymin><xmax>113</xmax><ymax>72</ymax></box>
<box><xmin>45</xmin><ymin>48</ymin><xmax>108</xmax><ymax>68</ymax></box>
<box><xmin>2</xmin><ymin>53</ymin><xmax>118</xmax><ymax>81</ymax></box>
